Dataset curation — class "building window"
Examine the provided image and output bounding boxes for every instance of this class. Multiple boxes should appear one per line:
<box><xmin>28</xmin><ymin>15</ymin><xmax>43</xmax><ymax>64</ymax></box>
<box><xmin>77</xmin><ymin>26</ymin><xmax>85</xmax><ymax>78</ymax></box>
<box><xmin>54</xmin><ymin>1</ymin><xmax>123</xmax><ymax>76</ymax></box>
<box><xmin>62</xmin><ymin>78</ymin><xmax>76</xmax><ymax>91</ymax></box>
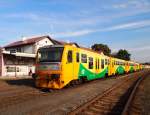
<box><xmin>16</xmin><ymin>48</ymin><xmax>21</xmax><ymax>52</ymax></box>
<box><xmin>89</xmin><ymin>57</ymin><xmax>93</xmax><ymax>69</ymax></box>
<box><xmin>76</xmin><ymin>53</ymin><xmax>80</xmax><ymax>62</ymax></box>
<box><xmin>101</xmin><ymin>59</ymin><xmax>104</xmax><ymax>69</ymax></box>
<box><xmin>6</xmin><ymin>67</ymin><xmax>19</xmax><ymax>72</ymax></box>
<box><xmin>81</xmin><ymin>54</ymin><xmax>87</xmax><ymax>63</ymax></box>
<box><xmin>67</xmin><ymin>50</ymin><xmax>72</xmax><ymax>63</ymax></box>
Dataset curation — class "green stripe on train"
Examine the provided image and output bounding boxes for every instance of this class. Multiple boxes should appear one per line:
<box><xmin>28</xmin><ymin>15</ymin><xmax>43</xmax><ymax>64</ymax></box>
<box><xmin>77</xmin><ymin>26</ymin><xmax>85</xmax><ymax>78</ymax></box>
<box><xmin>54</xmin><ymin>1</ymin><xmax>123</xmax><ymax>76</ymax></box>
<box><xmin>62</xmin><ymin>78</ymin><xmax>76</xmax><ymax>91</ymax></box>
<box><xmin>129</xmin><ymin>66</ymin><xmax>134</xmax><ymax>72</ymax></box>
<box><xmin>78</xmin><ymin>64</ymin><xmax>107</xmax><ymax>80</ymax></box>
<box><xmin>116</xmin><ymin>66</ymin><xmax>125</xmax><ymax>74</ymax></box>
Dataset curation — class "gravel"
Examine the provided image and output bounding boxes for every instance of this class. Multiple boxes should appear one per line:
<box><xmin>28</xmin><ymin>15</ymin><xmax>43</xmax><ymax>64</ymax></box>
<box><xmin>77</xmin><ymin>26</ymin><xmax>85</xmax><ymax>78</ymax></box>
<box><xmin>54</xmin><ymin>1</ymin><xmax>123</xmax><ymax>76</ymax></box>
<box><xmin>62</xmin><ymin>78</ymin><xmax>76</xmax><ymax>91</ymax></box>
<box><xmin>0</xmin><ymin>70</ymin><xmax>148</xmax><ymax>115</ymax></box>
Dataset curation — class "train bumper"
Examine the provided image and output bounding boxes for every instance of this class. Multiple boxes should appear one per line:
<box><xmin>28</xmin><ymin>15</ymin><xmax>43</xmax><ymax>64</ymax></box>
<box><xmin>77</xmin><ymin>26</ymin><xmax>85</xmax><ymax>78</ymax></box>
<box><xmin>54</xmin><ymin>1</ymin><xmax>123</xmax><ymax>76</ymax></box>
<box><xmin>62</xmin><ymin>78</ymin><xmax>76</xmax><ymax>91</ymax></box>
<box><xmin>35</xmin><ymin>71</ymin><xmax>63</xmax><ymax>89</ymax></box>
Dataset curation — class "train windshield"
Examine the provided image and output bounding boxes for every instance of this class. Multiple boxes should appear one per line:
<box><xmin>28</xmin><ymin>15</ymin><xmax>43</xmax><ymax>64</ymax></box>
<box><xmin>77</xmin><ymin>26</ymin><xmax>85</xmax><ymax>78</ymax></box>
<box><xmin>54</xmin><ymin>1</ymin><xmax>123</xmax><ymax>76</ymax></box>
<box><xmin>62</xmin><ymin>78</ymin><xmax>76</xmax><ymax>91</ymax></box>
<box><xmin>38</xmin><ymin>47</ymin><xmax>64</xmax><ymax>62</ymax></box>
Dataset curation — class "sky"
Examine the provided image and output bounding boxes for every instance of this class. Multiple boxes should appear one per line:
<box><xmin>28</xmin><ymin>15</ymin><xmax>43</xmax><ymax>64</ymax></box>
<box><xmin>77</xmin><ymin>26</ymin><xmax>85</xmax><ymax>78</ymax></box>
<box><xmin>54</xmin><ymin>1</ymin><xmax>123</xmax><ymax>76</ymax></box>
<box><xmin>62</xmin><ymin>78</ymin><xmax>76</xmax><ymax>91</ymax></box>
<box><xmin>0</xmin><ymin>0</ymin><xmax>150</xmax><ymax>62</ymax></box>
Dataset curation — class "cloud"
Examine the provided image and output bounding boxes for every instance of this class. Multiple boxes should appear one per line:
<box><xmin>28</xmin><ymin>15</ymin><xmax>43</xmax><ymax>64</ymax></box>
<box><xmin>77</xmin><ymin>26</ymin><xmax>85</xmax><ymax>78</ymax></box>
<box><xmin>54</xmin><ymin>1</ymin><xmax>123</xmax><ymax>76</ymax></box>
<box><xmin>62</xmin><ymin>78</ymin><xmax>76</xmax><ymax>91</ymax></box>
<box><xmin>103</xmin><ymin>20</ymin><xmax>150</xmax><ymax>31</ymax></box>
<box><xmin>130</xmin><ymin>48</ymin><xmax>150</xmax><ymax>62</ymax></box>
<box><xmin>51</xmin><ymin>20</ymin><xmax>150</xmax><ymax>38</ymax></box>
<box><xmin>3</xmin><ymin>13</ymin><xmax>41</xmax><ymax>21</ymax></box>
<box><xmin>112</xmin><ymin>0</ymin><xmax>150</xmax><ymax>9</ymax></box>
<box><xmin>128</xmin><ymin>46</ymin><xmax>150</xmax><ymax>52</ymax></box>
<box><xmin>51</xmin><ymin>29</ymin><xmax>94</xmax><ymax>38</ymax></box>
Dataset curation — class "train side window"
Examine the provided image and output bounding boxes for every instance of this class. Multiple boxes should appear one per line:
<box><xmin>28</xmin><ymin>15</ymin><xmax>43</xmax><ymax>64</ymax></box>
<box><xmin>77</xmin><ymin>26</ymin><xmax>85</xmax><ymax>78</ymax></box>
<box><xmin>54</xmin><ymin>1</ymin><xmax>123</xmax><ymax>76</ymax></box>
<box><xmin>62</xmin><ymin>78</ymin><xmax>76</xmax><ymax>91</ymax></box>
<box><xmin>105</xmin><ymin>59</ymin><xmax>107</xmax><ymax>65</ymax></box>
<box><xmin>108</xmin><ymin>59</ymin><xmax>110</xmax><ymax>65</ymax></box>
<box><xmin>76</xmin><ymin>53</ymin><xmax>80</xmax><ymax>62</ymax></box>
<box><xmin>67</xmin><ymin>50</ymin><xmax>72</xmax><ymax>63</ymax></box>
<box><xmin>101</xmin><ymin>59</ymin><xmax>104</xmax><ymax>69</ymax></box>
<box><xmin>112</xmin><ymin>61</ymin><xmax>114</xmax><ymax>67</ymax></box>
<box><xmin>81</xmin><ymin>54</ymin><xmax>87</xmax><ymax>63</ymax></box>
<box><xmin>98</xmin><ymin>59</ymin><xmax>100</xmax><ymax>69</ymax></box>
<box><xmin>95</xmin><ymin>59</ymin><xmax>97</xmax><ymax>69</ymax></box>
<box><xmin>89</xmin><ymin>57</ymin><xmax>93</xmax><ymax>69</ymax></box>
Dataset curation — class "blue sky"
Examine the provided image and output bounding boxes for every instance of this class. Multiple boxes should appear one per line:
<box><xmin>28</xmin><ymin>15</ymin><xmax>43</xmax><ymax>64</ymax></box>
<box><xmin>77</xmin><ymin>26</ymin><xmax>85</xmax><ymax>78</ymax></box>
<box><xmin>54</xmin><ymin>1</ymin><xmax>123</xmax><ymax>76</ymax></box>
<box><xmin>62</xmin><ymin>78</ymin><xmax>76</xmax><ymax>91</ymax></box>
<box><xmin>0</xmin><ymin>0</ymin><xmax>150</xmax><ymax>62</ymax></box>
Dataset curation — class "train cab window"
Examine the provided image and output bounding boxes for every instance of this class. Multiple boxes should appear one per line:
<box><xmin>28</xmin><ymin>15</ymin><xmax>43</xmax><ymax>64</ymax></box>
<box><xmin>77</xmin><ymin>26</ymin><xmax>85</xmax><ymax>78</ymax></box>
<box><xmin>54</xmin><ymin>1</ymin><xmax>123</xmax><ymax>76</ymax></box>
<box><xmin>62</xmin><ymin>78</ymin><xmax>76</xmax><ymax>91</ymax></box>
<box><xmin>67</xmin><ymin>50</ymin><xmax>72</xmax><ymax>63</ymax></box>
<box><xmin>81</xmin><ymin>54</ymin><xmax>87</xmax><ymax>63</ymax></box>
<box><xmin>76</xmin><ymin>53</ymin><xmax>80</xmax><ymax>62</ymax></box>
<box><xmin>101</xmin><ymin>59</ymin><xmax>104</xmax><ymax>69</ymax></box>
<box><xmin>89</xmin><ymin>57</ymin><xmax>93</xmax><ymax>69</ymax></box>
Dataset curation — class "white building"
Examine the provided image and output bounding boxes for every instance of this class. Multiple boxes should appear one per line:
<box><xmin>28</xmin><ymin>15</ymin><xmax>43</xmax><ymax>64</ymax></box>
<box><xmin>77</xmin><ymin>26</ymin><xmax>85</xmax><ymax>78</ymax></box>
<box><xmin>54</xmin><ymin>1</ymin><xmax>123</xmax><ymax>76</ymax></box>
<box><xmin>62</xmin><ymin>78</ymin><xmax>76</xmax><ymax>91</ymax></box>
<box><xmin>0</xmin><ymin>35</ymin><xmax>60</xmax><ymax>77</ymax></box>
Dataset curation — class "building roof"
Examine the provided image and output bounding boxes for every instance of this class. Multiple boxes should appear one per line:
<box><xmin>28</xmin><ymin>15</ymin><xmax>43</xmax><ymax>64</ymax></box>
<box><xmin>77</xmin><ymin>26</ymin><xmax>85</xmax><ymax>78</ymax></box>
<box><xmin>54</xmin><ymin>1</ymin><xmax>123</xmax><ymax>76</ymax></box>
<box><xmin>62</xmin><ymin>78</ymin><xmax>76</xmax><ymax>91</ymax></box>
<box><xmin>4</xmin><ymin>35</ymin><xmax>102</xmax><ymax>55</ymax></box>
<box><xmin>52</xmin><ymin>39</ymin><xmax>79</xmax><ymax>47</ymax></box>
<box><xmin>4</xmin><ymin>35</ymin><xmax>57</xmax><ymax>48</ymax></box>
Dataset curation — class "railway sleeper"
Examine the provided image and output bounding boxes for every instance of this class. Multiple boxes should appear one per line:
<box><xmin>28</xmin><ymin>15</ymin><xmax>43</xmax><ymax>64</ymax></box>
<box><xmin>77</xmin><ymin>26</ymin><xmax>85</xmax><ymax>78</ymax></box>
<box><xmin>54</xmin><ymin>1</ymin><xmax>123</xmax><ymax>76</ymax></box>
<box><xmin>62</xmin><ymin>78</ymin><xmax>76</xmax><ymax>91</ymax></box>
<box><xmin>98</xmin><ymin>98</ymin><xmax>119</xmax><ymax>103</ymax></box>
<box><xmin>87</xmin><ymin>106</ymin><xmax>105</xmax><ymax>114</ymax></box>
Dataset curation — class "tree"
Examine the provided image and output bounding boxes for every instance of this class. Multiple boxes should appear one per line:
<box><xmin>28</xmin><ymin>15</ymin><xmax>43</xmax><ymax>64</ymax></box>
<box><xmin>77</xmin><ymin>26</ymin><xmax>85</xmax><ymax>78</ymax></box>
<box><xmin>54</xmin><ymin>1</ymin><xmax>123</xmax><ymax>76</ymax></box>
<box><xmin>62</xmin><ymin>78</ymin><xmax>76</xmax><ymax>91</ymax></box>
<box><xmin>91</xmin><ymin>44</ymin><xmax>111</xmax><ymax>56</ymax></box>
<box><xmin>115</xmin><ymin>49</ymin><xmax>131</xmax><ymax>61</ymax></box>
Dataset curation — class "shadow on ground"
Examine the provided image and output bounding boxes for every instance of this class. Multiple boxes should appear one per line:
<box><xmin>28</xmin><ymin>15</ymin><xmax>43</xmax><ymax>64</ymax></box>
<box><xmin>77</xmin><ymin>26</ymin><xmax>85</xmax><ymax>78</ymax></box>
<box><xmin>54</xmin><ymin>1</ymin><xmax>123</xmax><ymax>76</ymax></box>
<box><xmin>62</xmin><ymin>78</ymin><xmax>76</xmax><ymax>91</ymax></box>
<box><xmin>5</xmin><ymin>78</ymin><xmax>36</xmax><ymax>88</ymax></box>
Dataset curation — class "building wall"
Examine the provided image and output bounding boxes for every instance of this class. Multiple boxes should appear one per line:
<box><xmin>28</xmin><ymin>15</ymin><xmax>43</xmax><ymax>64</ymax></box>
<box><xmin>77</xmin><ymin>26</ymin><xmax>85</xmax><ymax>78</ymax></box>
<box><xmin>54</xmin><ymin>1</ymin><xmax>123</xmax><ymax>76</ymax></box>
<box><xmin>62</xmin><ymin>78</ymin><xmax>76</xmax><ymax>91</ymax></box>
<box><xmin>3</xmin><ymin>54</ymin><xmax>35</xmax><ymax>77</ymax></box>
<box><xmin>5</xmin><ymin>37</ymin><xmax>53</xmax><ymax>54</ymax></box>
<box><xmin>1</xmin><ymin>37</ymin><xmax>55</xmax><ymax>77</ymax></box>
<box><xmin>22</xmin><ymin>44</ymin><xmax>34</xmax><ymax>54</ymax></box>
<box><xmin>5</xmin><ymin>44</ymin><xmax>34</xmax><ymax>54</ymax></box>
<box><xmin>4</xmin><ymin>65</ymin><xmax>35</xmax><ymax>76</ymax></box>
<box><xmin>0</xmin><ymin>51</ymin><xmax>2</xmax><ymax>76</ymax></box>
<box><xmin>35</xmin><ymin>38</ymin><xmax>53</xmax><ymax>53</ymax></box>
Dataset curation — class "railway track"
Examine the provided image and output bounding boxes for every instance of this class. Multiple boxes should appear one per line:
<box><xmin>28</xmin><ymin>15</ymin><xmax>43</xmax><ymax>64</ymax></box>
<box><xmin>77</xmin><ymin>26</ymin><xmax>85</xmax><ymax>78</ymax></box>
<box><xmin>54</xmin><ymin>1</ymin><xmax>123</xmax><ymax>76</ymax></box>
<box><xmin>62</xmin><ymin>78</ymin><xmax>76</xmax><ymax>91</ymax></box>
<box><xmin>69</xmin><ymin>71</ymin><xmax>148</xmax><ymax>115</ymax></box>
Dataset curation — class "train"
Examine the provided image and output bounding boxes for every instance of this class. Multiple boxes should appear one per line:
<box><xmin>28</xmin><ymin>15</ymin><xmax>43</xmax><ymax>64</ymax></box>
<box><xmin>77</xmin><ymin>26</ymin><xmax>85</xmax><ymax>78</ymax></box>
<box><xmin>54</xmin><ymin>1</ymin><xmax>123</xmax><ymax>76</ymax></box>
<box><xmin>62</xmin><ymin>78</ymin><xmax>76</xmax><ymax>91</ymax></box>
<box><xmin>32</xmin><ymin>44</ymin><xmax>143</xmax><ymax>89</ymax></box>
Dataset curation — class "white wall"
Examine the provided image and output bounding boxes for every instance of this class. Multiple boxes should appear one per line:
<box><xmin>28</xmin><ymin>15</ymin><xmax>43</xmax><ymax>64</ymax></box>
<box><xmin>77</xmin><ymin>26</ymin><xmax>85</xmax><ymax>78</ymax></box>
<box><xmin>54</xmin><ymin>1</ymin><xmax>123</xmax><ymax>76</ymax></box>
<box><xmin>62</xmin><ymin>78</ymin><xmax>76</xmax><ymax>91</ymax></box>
<box><xmin>23</xmin><ymin>45</ymin><xmax>34</xmax><ymax>54</ymax></box>
<box><xmin>4</xmin><ymin>65</ymin><xmax>35</xmax><ymax>77</ymax></box>
<box><xmin>5</xmin><ymin>45</ymin><xmax>34</xmax><ymax>54</ymax></box>
<box><xmin>35</xmin><ymin>38</ymin><xmax>53</xmax><ymax>53</ymax></box>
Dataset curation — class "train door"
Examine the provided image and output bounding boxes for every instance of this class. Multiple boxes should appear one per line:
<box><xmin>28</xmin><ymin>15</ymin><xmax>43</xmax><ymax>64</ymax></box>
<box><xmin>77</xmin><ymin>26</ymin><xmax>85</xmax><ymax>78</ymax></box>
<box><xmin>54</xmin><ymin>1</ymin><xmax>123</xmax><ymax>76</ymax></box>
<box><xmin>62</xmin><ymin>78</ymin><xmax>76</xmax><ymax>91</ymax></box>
<box><xmin>95</xmin><ymin>57</ymin><xmax>99</xmax><ymax>74</ymax></box>
<box><xmin>108</xmin><ymin>57</ymin><xmax>111</xmax><ymax>76</ymax></box>
<box><xmin>65</xmin><ymin>48</ymin><xmax>74</xmax><ymax>83</ymax></box>
<box><xmin>110</xmin><ymin>58</ymin><xmax>115</xmax><ymax>75</ymax></box>
<box><xmin>109</xmin><ymin>57</ymin><xmax>113</xmax><ymax>76</ymax></box>
<box><xmin>73</xmin><ymin>48</ymin><xmax>80</xmax><ymax>80</ymax></box>
<box><xmin>112</xmin><ymin>59</ymin><xmax>115</xmax><ymax>75</ymax></box>
<box><xmin>125</xmin><ymin>61</ymin><xmax>128</xmax><ymax>73</ymax></box>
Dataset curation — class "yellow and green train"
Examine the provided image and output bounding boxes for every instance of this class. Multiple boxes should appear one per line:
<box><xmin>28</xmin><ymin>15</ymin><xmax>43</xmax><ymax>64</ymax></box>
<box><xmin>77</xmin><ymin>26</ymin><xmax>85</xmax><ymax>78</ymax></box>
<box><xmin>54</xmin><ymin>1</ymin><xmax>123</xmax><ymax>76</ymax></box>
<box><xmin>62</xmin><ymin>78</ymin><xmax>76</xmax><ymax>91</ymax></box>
<box><xmin>33</xmin><ymin>45</ymin><xmax>143</xmax><ymax>89</ymax></box>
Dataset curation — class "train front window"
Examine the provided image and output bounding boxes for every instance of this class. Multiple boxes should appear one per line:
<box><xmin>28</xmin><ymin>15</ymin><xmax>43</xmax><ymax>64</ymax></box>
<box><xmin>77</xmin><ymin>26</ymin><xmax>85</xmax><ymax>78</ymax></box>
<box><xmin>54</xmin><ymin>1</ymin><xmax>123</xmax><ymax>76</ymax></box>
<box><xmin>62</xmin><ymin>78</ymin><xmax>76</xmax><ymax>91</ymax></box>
<box><xmin>38</xmin><ymin>47</ymin><xmax>64</xmax><ymax>62</ymax></box>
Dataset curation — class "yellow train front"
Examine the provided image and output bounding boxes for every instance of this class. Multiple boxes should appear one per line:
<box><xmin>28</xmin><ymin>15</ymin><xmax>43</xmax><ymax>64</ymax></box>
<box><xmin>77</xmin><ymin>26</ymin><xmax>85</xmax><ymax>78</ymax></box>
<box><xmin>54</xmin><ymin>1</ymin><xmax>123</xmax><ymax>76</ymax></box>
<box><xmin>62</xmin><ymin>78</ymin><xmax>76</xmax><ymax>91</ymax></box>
<box><xmin>33</xmin><ymin>44</ymin><xmax>141</xmax><ymax>89</ymax></box>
